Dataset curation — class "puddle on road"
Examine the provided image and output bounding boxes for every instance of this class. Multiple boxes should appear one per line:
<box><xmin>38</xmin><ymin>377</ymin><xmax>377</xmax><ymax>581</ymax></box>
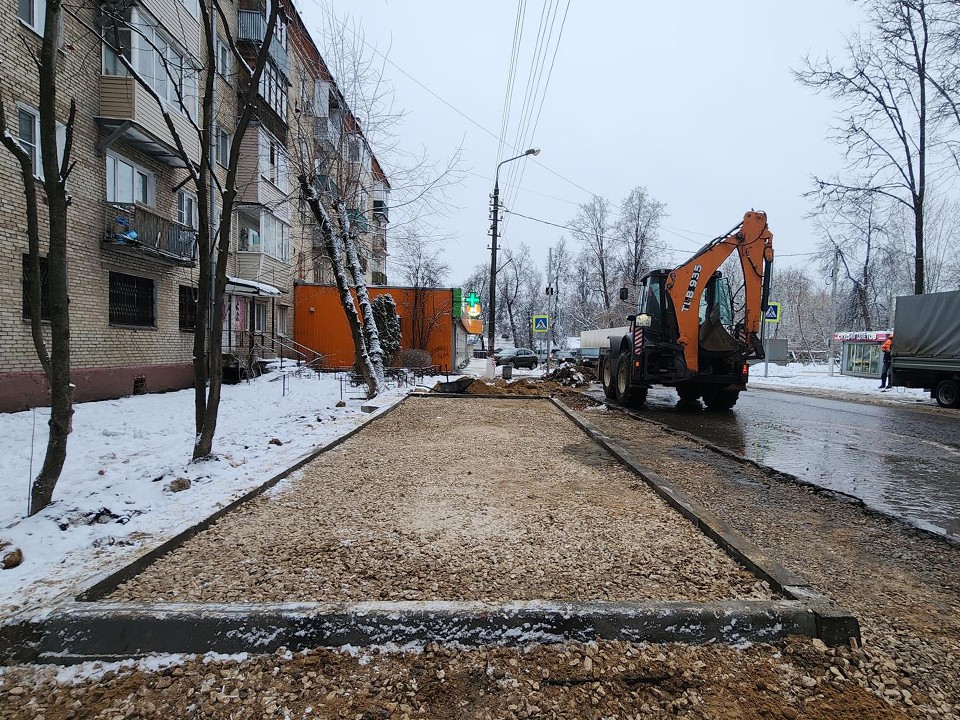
<box><xmin>639</xmin><ymin>387</ymin><xmax>960</xmax><ymax>542</ymax></box>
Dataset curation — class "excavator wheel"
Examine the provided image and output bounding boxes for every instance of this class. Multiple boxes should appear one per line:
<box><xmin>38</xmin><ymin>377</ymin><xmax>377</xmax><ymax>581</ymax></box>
<box><xmin>615</xmin><ymin>351</ymin><xmax>647</xmax><ymax>408</ymax></box>
<box><xmin>702</xmin><ymin>388</ymin><xmax>740</xmax><ymax>411</ymax></box>
<box><xmin>600</xmin><ymin>354</ymin><xmax>617</xmax><ymax>400</ymax></box>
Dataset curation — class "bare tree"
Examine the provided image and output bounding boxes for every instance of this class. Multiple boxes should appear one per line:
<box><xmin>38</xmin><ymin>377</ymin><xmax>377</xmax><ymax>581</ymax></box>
<box><xmin>813</xmin><ymin>194</ymin><xmax>894</xmax><ymax>330</ymax></box>
<box><xmin>616</xmin><ymin>186</ymin><xmax>666</xmax><ymax>290</ymax></box>
<box><xmin>795</xmin><ymin>0</ymin><xmax>960</xmax><ymax>294</ymax></box>
<box><xmin>569</xmin><ymin>195</ymin><xmax>616</xmax><ymax>313</ymax></box>
<box><xmin>546</xmin><ymin>237</ymin><xmax>571</xmax><ymax>346</ymax></box>
<box><xmin>0</xmin><ymin>0</ymin><xmax>77</xmax><ymax>514</ymax></box>
<box><xmin>96</xmin><ymin>0</ymin><xmax>286</xmax><ymax>455</ymax></box>
<box><xmin>497</xmin><ymin>244</ymin><xmax>534</xmax><ymax>344</ymax></box>
<box><xmin>392</xmin><ymin>225</ymin><xmax>449</xmax><ymax>350</ymax></box>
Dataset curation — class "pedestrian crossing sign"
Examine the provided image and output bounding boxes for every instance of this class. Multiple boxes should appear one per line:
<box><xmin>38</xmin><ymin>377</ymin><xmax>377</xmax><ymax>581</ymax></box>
<box><xmin>532</xmin><ymin>315</ymin><xmax>549</xmax><ymax>333</ymax></box>
<box><xmin>764</xmin><ymin>302</ymin><xmax>781</xmax><ymax>323</ymax></box>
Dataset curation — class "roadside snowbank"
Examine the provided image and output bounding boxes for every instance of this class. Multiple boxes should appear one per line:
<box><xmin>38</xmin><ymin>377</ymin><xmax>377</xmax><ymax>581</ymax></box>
<box><xmin>747</xmin><ymin>362</ymin><xmax>932</xmax><ymax>405</ymax></box>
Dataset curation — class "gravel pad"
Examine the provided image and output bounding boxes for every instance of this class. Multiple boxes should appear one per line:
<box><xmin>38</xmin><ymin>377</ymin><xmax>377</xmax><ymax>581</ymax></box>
<box><xmin>109</xmin><ymin>398</ymin><xmax>774</xmax><ymax>603</ymax></box>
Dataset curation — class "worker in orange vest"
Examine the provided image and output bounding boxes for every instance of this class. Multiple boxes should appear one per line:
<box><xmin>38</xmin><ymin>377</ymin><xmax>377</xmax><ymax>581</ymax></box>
<box><xmin>879</xmin><ymin>334</ymin><xmax>894</xmax><ymax>389</ymax></box>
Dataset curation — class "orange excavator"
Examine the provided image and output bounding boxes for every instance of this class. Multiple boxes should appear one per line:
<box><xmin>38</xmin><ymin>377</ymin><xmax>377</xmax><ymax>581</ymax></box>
<box><xmin>599</xmin><ymin>211</ymin><xmax>774</xmax><ymax>409</ymax></box>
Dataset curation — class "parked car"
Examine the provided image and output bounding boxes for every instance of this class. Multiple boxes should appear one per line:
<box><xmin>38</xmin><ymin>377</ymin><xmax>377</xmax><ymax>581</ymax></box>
<box><xmin>494</xmin><ymin>347</ymin><xmax>539</xmax><ymax>369</ymax></box>
<box><xmin>550</xmin><ymin>350</ymin><xmax>577</xmax><ymax>364</ymax></box>
<box><xmin>579</xmin><ymin>347</ymin><xmax>600</xmax><ymax>367</ymax></box>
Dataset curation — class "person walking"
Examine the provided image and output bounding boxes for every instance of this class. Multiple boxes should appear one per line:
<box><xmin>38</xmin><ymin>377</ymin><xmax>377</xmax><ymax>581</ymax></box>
<box><xmin>879</xmin><ymin>333</ymin><xmax>894</xmax><ymax>389</ymax></box>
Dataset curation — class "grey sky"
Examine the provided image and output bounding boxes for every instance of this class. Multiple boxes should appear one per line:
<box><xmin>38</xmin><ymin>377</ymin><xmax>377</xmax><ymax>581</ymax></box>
<box><xmin>309</xmin><ymin>1</ymin><xmax>866</xmax><ymax>288</ymax></box>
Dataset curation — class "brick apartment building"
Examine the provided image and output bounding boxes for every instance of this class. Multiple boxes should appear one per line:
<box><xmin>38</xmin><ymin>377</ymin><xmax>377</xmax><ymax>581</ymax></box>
<box><xmin>0</xmin><ymin>0</ymin><xmax>389</xmax><ymax>412</ymax></box>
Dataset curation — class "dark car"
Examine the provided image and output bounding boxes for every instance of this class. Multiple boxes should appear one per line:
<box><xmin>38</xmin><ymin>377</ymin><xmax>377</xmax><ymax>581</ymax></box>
<box><xmin>550</xmin><ymin>350</ymin><xmax>577</xmax><ymax>364</ymax></box>
<box><xmin>579</xmin><ymin>347</ymin><xmax>600</xmax><ymax>367</ymax></box>
<box><xmin>494</xmin><ymin>347</ymin><xmax>539</xmax><ymax>369</ymax></box>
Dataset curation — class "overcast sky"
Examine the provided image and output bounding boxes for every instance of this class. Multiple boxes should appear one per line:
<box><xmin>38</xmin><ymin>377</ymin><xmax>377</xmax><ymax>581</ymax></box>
<box><xmin>307</xmin><ymin>0</ymin><xmax>867</xmax><ymax>289</ymax></box>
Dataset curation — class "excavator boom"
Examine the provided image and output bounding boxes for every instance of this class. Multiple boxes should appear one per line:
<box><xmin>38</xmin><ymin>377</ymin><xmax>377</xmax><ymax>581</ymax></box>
<box><xmin>664</xmin><ymin>211</ymin><xmax>774</xmax><ymax>372</ymax></box>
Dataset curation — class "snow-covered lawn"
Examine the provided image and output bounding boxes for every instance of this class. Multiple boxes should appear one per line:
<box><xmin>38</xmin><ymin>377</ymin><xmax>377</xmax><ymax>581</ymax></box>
<box><xmin>0</xmin><ymin>369</ymin><xmax>416</xmax><ymax>617</ymax></box>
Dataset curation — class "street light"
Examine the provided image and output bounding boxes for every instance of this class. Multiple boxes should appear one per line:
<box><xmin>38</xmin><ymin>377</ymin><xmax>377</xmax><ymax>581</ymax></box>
<box><xmin>487</xmin><ymin>148</ymin><xmax>540</xmax><ymax>375</ymax></box>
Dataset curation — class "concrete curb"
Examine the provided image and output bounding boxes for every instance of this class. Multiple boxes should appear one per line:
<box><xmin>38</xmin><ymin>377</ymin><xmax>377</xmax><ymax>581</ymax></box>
<box><xmin>5</xmin><ymin>599</ymin><xmax>826</xmax><ymax>664</ymax></box>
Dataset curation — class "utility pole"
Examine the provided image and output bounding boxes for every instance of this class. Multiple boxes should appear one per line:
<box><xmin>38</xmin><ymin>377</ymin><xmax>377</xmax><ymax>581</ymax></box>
<box><xmin>486</xmin><ymin>148</ymin><xmax>540</xmax><ymax>378</ymax></box>
<box><xmin>829</xmin><ymin>247</ymin><xmax>839</xmax><ymax>376</ymax></box>
<box><xmin>487</xmin><ymin>182</ymin><xmax>500</xmax><ymax>377</ymax></box>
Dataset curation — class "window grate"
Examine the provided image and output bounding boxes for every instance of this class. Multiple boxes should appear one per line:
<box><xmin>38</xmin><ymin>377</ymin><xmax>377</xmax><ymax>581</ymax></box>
<box><xmin>109</xmin><ymin>272</ymin><xmax>155</xmax><ymax>326</ymax></box>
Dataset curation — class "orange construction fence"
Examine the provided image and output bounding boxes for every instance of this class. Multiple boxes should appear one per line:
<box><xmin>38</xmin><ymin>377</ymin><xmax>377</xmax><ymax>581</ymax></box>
<box><xmin>294</xmin><ymin>284</ymin><xmax>455</xmax><ymax>370</ymax></box>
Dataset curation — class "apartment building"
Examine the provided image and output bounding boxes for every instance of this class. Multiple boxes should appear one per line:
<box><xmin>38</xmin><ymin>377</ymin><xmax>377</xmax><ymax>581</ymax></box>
<box><xmin>0</xmin><ymin>0</ymin><xmax>389</xmax><ymax>411</ymax></box>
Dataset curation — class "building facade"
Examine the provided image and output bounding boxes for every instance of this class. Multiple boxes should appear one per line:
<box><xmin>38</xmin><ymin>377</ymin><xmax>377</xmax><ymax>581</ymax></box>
<box><xmin>0</xmin><ymin>0</ymin><xmax>389</xmax><ymax>411</ymax></box>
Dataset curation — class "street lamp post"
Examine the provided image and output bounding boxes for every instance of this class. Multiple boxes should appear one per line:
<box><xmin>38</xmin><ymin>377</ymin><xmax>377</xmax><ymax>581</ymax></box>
<box><xmin>487</xmin><ymin>148</ymin><xmax>540</xmax><ymax>376</ymax></box>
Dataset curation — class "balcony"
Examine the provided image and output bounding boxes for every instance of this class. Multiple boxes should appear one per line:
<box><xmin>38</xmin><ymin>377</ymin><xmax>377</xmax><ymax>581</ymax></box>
<box><xmin>372</xmin><ymin>199</ymin><xmax>389</xmax><ymax>222</ymax></box>
<box><xmin>238</xmin><ymin>10</ymin><xmax>289</xmax><ymax>76</ymax></box>
<box><xmin>372</xmin><ymin>230</ymin><xmax>387</xmax><ymax>255</ymax></box>
<box><xmin>97</xmin><ymin>76</ymin><xmax>201</xmax><ymax>166</ymax></box>
<box><xmin>347</xmin><ymin>209</ymin><xmax>369</xmax><ymax>232</ymax></box>
<box><xmin>103</xmin><ymin>203</ymin><xmax>197</xmax><ymax>267</ymax></box>
<box><xmin>371</xmin><ymin>271</ymin><xmax>387</xmax><ymax>285</ymax></box>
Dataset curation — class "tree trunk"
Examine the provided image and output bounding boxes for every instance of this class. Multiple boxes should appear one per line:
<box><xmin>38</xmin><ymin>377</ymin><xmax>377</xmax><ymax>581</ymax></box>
<box><xmin>29</xmin><ymin>0</ymin><xmax>74</xmax><ymax>514</ymax></box>
<box><xmin>339</xmin><ymin>204</ymin><xmax>384</xmax><ymax>391</ymax></box>
<box><xmin>914</xmin><ymin>197</ymin><xmax>925</xmax><ymax>294</ymax></box>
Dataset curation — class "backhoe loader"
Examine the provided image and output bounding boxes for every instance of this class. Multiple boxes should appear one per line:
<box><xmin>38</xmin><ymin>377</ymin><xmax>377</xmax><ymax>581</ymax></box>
<box><xmin>599</xmin><ymin>210</ymin><xmax>774</xmax><ymax>409</ymax></box>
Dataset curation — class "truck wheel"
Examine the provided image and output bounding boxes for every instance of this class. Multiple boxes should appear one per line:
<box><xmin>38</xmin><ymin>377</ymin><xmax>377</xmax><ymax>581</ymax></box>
<box><xmin>702</xmin><ymin>388</ymin><xmax>740</xmax><ymax>411</ymax></box>
<box><xmin>601</xmin><ymin>355</ymin><xmax>617</xmax><ymax>399</ymax></box>
<box><xmin>935</xmin><ymin>379</ymin><xmax>960</xmax><ymax>408</ymax></box>
<box><xmin>677</xmin><ymin>385</ymin><xmax>701</xmax><ymax>402</ymax></box>
<box><xmin>615</xmin><ymin>351</ymin><xmax>646</xmax><ymax>408</ymax></box>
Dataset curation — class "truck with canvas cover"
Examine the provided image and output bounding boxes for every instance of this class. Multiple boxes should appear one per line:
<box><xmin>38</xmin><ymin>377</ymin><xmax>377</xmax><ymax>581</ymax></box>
<box><xmin>891</xmin><ymin>290</ymin><xmax>960</xmax><ymax>408</ymax></box>
<box><xmin>598</xmin><ymin>211</ymin><xmax>774</xmax><ymax>410</ymax></box>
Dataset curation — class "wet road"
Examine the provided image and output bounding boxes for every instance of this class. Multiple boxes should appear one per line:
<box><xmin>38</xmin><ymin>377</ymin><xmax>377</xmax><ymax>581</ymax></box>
<box><xmin>635</xmin><ymin>387</ymin><xmax>960</xmax><ymax>542</ymax></box>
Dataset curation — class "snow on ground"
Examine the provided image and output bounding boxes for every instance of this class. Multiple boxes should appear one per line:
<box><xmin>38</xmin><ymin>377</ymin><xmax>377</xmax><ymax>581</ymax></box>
<box><xmin>746</xmin><ymin>361</ymin><xmax>933</xmax><ymax>406</ymax></box>
<box><xmin>0</xmin><ymin>368</ymin><xmax>420</xmax><ymax>617</ymax></box>
<box><xmin>0</xmin><ymin>358</ymin><xmax>935</xmax><ymax>617</ymax></box>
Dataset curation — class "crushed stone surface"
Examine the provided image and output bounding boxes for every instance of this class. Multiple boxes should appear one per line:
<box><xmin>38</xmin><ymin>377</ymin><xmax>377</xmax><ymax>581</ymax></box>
<box><xmin>109</xmin><ymin>397</ymin><xmax>772</xmax><ymax>603</ymax></box>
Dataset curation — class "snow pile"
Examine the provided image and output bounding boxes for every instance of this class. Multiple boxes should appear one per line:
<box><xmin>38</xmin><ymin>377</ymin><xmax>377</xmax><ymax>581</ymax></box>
<box><xmin>0</xmin><ymin>370</ymin><xmax>415</xmax><ymax>616</ymax></box>
<box><xmin>748</xmin><ymin>362</ymin><xmax>931</xmax><ymax>403</ymax></box>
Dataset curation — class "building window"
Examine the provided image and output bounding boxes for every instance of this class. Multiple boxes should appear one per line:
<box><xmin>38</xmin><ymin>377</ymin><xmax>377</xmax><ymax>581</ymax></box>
<box><xmin>259</xmin><ymin>61</ymin><xmax>288</xmax><ymax>119</ymax></box>
<box><xmin>18</xmin><ymin>0</ymin><xmax>45</xmax><ymax>33</ymax></box>
<box><xmin>177</xmin><ymin>190</ymin><xmax>197</xmax><ymax>228</ymax></box>
<box><xmin>17</xmin><ymin>106</ymin><xmax>65</xmax><ymax>176</ymax></box>
<box><xmin>128</xmin><ymin>9</ymin><xmax>199</xmax><ymax>120</ymax></box>
<box><xmin>254</xmin><ymin>302</ymin><xmax>266</xmax><ymax>332</ymax></box>
<box><xmin>106</xmin><ymin>153</ymin><xmax>153</xmax><ymax>205</ymax></box>
<box><xmin>216</xmin><ymin>36</ymin><xmax>232</xmax><ymax>77</ymax></box>
<box><xmin>239</xmin><ymin>223</ymin><xmax>260</xmax><ymax>252</ymax></box>
<box><xmin>216</xmin><ymin>125</ymin><xmax>230</xmax><ymax>166</ymax></box>
<box><xmin>277</xmin><ymin>305</ymin><xmax>288</xmax><ymax>336</ymax></box>
<box><xmin>178</xmin><ymin>285</ymin><xmax>198</xmax><ymax>330</ymax></box>
<box><xmin>109</xmin><ymin>271</ymin><xmax>155</xmax><ymax>327</ymax></box>
<box><xmin>21</xmin><ymin>254</ymin><xmax>50</xmax><ymax>320</ymax></box>
<box><xmin>17</xmin><ymin>108</ymin><xmax>38</xmax><ymax>168</ymax></box>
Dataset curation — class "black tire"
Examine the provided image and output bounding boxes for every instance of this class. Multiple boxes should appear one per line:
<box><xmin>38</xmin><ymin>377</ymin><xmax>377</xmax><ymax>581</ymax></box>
<box><xmin>676</xmin><ymin>384</ymin><xmax>701</xmax><ymax>402</ymax></box>
<box><xmin>615</xmin><ymin>351</ymin><xmax>646</xmax><ymax>408</ymax></box>
<box><xmin>935</xmin><ymin>379</ymin><xmax>960</xmax><ymax>408</ymax></box>
<box><xmin>702</xmin><ymin>388</ymin><xmax>740</xmax><ymax>411</ymax></box>
<box><xmin>601</xmin><ymin>355</ymin><xmax>617</xmax><ymax>400</ymax></box>
<box><xmin>531</xmin><ymin>361</ymin><xmax>538</xmax><ymax>370</ymax></box>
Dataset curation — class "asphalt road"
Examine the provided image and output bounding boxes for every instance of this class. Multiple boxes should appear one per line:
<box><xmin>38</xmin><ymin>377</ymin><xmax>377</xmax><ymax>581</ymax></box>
<box><xmin>633</xmin><ymin>386</ymin><xmax>960</xmax><ymax>542</ymax></box>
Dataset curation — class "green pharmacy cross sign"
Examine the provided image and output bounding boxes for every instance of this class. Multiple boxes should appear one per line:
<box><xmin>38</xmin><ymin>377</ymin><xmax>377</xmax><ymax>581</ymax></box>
<box><xmin>465</xmin><ymin>291</ymin><xmax>480</xmax><ymax>305</ymax></box>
